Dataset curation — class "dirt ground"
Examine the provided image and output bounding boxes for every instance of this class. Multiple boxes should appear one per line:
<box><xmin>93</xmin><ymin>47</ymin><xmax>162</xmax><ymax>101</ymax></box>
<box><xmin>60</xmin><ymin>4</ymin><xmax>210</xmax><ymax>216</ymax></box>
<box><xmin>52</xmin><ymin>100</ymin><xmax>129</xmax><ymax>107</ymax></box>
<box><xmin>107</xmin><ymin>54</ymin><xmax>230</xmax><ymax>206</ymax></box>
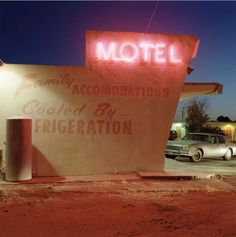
<box><xmin>0</xmin><ymin>177</ymin><xmax>236</xmax><ymax>237</ymax></box>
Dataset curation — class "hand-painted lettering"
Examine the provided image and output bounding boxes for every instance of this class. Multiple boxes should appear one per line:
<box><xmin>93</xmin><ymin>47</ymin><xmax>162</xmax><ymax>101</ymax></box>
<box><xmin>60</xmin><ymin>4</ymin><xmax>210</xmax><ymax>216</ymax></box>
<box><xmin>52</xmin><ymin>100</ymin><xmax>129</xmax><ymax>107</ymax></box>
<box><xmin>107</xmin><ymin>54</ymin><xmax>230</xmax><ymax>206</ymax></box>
<box><xmin>15</xmin><ymin>73</ymin><xmax>74</xmax><ymax>98</ymax></box>
<box><xmin>21</xmin><ymin>100</ymin><xmax>86</xmax><ymax>116</ymax></box>
<box><xmin>94</xmin><ymin>103</ymin><xmax>117</xmax><ymax>119</ymax></box>
<box><xmin>33</xmin><ymin>119</ymin><xmax>132</xmax><ymax>135</ymax></box>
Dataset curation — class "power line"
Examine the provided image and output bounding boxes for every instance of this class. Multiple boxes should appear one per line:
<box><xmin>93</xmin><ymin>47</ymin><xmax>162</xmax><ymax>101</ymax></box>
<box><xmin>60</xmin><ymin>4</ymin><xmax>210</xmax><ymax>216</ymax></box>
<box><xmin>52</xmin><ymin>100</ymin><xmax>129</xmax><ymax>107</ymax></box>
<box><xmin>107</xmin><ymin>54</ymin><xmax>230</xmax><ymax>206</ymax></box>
<box><xmin>145</xmin><ymin>1</ymin><xmax>160</xmax><ymax>33</ymax></box>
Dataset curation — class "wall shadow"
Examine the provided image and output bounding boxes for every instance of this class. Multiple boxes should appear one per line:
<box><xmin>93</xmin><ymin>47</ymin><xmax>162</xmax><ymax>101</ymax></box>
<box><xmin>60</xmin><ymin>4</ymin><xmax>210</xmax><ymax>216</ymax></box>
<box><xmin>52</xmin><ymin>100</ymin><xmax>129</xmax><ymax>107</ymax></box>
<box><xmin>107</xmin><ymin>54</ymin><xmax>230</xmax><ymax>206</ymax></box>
<box><xmin>29</xmin><ymin>146</ymin><xmax>65</xmax><ymax>183</ymax></box>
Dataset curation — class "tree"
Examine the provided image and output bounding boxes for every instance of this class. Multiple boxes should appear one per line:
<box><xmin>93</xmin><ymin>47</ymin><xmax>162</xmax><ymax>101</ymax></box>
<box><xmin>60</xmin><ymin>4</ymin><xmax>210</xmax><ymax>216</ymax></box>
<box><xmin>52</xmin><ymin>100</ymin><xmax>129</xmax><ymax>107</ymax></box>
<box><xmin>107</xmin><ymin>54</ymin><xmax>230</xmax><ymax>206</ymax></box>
<box><xmin>217</xmin><ymin>115</ymin><xmax>232</xmax><ymax>122</ymax></box>
<box><xmin>185</xmin><ymin>97</ymin><xmax>210</xmax><ymax>133</ymax></box>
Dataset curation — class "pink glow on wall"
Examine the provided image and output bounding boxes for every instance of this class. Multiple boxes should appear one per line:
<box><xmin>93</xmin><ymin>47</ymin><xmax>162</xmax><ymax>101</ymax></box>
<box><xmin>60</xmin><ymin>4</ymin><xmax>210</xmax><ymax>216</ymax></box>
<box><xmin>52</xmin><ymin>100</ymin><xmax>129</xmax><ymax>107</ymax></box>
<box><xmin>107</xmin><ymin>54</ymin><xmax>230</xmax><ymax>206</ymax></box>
<box><xmin>169</xmin><ymin>45</ymin><xmax>182</xmax><ymax>63</ymax></box>
<box><xmin>139</xmin><ymin>43</ymin><xmax>154</xmax><ymax>62</ymax></box>
<box><xmin>119</xmin><ymin>42</ymin><xmax>139</xmax><ymax>62</ymax></box>
<box><xmin>97</xmin><ymin>42</ymin><xmax>116</xmax><ymax>60</ymax></box>
<box><xmin>155</xmin><ymin>44</ymin><xmax>166</xmax><ymax>63</ymax></box>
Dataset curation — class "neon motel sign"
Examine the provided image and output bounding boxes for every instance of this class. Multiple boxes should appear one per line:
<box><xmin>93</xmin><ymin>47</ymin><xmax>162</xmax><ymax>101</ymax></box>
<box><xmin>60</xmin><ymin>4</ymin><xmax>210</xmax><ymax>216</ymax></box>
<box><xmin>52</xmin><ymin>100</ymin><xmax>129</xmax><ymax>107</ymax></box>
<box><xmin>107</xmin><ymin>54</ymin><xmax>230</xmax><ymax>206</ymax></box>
<box><xmin>95</xmin><ymin>42</ymin><xmax>182</xmax><ymax>64</ymax></box>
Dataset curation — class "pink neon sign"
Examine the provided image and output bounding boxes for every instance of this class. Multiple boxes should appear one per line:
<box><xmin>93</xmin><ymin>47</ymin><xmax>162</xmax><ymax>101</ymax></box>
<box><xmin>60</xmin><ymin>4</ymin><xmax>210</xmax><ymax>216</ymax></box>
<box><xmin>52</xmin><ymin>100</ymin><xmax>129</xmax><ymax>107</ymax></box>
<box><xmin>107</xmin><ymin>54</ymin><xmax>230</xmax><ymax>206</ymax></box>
<box><xmin>96</xmin><ymin>41</ymin><xmax>182</xmax><ymax>64</ymax></box>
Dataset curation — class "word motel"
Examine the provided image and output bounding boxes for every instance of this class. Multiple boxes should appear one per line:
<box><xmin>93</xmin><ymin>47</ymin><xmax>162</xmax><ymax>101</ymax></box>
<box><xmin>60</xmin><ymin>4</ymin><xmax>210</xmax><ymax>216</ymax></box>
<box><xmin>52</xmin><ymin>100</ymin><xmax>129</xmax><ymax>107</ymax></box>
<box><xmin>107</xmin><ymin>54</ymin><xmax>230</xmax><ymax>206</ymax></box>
<box><xmin>96</xmin><ymin>41</ymin><xmax>183</xmax><ymax>64</ymax></box>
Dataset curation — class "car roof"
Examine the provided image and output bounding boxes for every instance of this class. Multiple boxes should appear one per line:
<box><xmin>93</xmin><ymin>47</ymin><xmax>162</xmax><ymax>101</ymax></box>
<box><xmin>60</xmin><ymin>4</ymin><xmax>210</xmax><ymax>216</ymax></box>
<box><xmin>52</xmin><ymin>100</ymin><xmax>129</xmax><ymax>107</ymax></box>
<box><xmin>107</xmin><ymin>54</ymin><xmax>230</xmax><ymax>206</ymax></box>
<box><xmin>188</xmin><ymin>132</ymin><xmax>224</xmax><ymax>137</ymax></box>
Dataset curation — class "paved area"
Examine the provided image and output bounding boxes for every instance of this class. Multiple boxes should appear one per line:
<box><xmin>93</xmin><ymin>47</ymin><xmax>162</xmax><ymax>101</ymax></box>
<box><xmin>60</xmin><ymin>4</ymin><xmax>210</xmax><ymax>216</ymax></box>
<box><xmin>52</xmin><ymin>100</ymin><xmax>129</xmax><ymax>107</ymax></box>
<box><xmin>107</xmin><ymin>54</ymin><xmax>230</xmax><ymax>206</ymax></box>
<box><xmin>165</xmin><ymin>156</ymin><xmax>236</xmax><ymax>176</ymax></box>
<box><xmin>0</xmin><ymin>156</ymin><xmax>235</xmax><ymax>184</ymax></box>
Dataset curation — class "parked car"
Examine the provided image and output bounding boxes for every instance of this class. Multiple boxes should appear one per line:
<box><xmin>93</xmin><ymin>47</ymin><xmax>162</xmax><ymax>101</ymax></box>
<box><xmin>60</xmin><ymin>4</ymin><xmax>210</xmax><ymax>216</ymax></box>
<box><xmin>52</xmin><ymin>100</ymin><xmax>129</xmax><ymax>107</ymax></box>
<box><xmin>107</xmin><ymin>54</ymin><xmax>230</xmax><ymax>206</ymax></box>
<box><xmin>168</xmin><ymin>130</ymin><xmax>178</xmax><ymax>140</ymax></box>
<box><xmin>165</xmin><ymin>132</ymin><xmax>236</xmax><ymax>162</ymax></box>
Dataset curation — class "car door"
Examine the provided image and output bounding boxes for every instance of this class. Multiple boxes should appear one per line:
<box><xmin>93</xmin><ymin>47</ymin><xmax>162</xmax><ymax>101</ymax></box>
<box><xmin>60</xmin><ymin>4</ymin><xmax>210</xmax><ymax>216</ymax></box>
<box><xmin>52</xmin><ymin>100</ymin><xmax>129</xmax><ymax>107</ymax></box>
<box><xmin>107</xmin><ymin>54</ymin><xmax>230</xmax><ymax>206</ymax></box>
<box><xmin>215</xmin><ymin>135</ymin><xmax>228</xmax><ymax>157</ymax></box>
<box><xmin>203</xmin><ymin>135</ymin><xmax>219</xmax><ymax>158</ymax></box>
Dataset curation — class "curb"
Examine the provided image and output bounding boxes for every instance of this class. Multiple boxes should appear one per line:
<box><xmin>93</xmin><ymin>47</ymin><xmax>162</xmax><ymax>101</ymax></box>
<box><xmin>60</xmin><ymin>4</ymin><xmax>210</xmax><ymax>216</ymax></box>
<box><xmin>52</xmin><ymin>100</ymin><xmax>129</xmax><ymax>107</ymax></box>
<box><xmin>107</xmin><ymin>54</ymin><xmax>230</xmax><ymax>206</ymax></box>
<box><xmin>136</xmin><ymin>171</ymin><xmax>218</xmax><ymax>180</ymax></box>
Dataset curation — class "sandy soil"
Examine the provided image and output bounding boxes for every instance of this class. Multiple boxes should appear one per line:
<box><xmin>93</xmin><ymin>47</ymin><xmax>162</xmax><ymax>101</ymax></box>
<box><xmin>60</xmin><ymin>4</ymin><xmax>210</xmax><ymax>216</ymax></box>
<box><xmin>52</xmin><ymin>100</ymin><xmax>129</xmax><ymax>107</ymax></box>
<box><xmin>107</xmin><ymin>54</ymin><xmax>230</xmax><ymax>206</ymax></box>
<box><xmin>0</xmin><ymin>177</ymin><xmax>236</xmax><ymax>237</ymax></box>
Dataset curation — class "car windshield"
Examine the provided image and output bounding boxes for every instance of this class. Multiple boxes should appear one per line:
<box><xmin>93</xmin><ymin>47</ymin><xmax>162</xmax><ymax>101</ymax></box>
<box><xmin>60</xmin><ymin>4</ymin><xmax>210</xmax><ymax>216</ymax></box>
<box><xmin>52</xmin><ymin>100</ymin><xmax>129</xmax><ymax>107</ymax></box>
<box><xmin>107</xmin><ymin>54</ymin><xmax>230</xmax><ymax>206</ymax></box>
<box><xmin>182</xmin><ymin>134</ymin><xmax>208</xmax><ymax>142</ymax></box>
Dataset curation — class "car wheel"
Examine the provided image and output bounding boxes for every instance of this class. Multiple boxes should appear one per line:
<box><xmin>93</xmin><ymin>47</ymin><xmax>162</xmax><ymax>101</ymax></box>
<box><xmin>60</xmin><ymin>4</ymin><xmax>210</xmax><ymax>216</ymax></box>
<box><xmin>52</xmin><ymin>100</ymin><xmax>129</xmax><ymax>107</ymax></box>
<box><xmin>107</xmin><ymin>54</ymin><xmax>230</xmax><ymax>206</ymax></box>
<box><xmin>166</xmin><ymin>155</ymin><xmax>177</xmax><ymax>159</ymax></box>
<box><xmin>191</xmin><ymin>149</ymin><xmax>202</xmax><ymax>162</ymax></box>
<box><xmin>223</xmin><ymin>149</ymin><xmax>232</xmax><ymax>161</ymax></box>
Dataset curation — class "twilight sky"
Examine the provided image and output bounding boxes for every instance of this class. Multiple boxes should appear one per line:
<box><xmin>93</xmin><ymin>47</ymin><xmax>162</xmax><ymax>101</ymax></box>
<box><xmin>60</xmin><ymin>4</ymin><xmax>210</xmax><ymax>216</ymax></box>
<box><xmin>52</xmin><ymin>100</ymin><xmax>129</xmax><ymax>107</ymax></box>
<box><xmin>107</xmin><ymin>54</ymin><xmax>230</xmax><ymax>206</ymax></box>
<box><xmin>0</xmin><ymin>1</ymin><xmax>236</xmax><ymax>121</ymax></box>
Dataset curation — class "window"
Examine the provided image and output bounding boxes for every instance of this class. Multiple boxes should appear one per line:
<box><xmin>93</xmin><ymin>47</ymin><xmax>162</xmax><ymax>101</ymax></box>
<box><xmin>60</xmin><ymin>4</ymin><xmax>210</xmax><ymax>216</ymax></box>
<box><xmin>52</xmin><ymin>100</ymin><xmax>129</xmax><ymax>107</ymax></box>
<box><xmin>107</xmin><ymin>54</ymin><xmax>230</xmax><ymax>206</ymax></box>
<box><xmin>209</xmin><ymin>136</ymin><xmax>217</xmax><ymax>144</ymax></box>
<box><xmin>217</xmin><ymin>136</ymin><xmax>226</xmax><ymax>144</ymax></box>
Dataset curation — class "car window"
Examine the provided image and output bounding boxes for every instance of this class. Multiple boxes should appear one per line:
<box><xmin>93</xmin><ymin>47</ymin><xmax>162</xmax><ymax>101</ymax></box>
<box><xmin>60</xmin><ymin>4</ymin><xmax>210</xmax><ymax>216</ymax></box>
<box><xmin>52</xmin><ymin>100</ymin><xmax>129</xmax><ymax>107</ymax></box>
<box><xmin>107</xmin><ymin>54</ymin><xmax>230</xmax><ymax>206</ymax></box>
<box><xmin>182</xmin><ymin>134</ymin><xmax>208</xmax><ymax>142</ymax></box>
<box><xmin>217</xmin><ymin>136</ymin><xmax>226</xmax><ymax>144</ymax></box>
<box><xmin>209</xmin><ymin>136</ymin><xmax>217</xmax><ymax>144</ymax></box>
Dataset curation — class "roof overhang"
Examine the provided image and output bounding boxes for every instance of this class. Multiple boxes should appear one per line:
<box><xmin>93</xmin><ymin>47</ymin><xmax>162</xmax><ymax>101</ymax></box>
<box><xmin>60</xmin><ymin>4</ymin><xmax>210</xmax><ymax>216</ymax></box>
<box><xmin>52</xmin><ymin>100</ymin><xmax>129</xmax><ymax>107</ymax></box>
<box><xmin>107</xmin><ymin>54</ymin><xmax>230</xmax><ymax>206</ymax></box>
<box><xmin>181</xmin><ymin>82</ymin><xmax>223</xmax><ymax>100</ymax></box>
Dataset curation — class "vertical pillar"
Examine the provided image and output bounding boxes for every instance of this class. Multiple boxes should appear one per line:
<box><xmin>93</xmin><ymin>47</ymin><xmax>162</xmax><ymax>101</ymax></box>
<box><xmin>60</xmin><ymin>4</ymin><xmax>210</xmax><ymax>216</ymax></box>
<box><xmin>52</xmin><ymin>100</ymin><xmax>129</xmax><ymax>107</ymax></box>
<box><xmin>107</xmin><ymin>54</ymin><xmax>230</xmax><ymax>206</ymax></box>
<box><xmin>6</xmin><ymin>117</ymin><xmax>32</xmax><ymax>181</ymax></box>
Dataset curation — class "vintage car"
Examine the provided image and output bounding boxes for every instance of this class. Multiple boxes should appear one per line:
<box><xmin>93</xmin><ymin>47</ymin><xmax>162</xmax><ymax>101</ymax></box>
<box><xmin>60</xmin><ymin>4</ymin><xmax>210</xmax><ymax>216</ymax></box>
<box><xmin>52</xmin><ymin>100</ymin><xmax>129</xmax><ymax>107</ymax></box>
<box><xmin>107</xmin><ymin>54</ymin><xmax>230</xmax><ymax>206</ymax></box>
<box><xmin>165</xmin><ymin>132</ymin><xmax>236</xmax><ymax>162</ymax></box>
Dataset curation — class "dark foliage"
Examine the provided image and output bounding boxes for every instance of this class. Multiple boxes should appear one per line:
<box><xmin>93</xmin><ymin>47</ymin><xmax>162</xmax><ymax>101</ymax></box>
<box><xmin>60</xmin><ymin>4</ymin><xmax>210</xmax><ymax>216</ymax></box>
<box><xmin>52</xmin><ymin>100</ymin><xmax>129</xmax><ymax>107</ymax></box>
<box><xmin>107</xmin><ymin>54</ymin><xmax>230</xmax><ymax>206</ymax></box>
<box><xmin>185</xmin><ymin>97</ymin><xmax>209</xmax><ymax>133</ymax></box>
<box><xmin>217</xmin><ymin>116</ymin><xmax>232</xmax><ymax>122</ymax></box>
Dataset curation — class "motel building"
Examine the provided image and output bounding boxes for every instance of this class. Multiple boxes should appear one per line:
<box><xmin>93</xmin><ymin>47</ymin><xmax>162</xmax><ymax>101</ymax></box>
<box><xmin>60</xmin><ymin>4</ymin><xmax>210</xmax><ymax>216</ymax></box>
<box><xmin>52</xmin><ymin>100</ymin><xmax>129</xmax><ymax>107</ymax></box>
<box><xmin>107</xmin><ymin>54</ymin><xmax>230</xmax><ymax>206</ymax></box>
<box><xmin>171</xmin><ymin>122</ymin><xmax>236</xmax><ymax>142</ymax></box>
<box><xmin>0</xmin><ymin>31</ymin><xmax>223</xmax><ymax>181</ymax></box>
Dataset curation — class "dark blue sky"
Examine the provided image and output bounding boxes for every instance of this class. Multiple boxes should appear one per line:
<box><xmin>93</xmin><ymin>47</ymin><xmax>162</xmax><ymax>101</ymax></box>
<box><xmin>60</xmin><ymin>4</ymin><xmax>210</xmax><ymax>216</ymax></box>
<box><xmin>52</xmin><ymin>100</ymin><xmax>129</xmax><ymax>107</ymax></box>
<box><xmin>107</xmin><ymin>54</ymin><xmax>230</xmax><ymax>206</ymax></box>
<box><xmin>1</xmin><ymin>1</ymin><xmax>236</xmax><ymax>121</ymax></box>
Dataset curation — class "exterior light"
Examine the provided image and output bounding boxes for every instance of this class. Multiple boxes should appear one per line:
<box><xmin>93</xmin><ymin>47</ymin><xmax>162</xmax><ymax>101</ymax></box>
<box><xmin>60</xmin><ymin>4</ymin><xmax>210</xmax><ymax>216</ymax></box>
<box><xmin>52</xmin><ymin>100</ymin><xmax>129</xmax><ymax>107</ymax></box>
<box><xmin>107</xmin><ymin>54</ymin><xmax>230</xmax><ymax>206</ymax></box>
<box><xmin>175</xmin><ymin>123</ymin><xmax>183</xmax><ymax>127</ymax></box>
<box><xmin>187</xmin><ymin>67</ymin><xmax>194</xmax><ymax>75</ymax></box>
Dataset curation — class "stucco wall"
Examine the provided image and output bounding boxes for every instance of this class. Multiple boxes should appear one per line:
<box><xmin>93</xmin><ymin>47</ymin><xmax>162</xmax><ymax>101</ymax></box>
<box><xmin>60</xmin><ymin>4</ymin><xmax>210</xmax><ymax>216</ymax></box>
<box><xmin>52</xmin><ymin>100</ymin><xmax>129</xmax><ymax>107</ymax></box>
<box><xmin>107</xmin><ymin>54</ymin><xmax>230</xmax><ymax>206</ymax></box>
<box><xmin>0</xmin><ymin>31</ymin><xmax>198</xmax><ymax>176</ymax></box>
